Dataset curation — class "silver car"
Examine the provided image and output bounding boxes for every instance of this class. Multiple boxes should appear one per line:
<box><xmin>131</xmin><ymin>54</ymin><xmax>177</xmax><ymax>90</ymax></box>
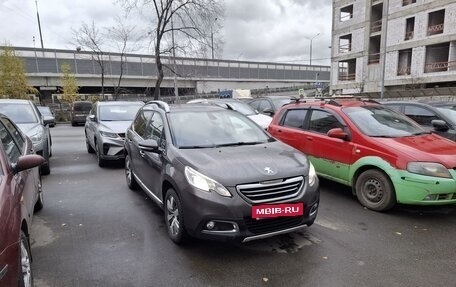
<box><xmin>85</xmin><ymin>101</ymin><xmax>144</xmax><ymax>167</ymax></box>
<box><xmin>0</xmin><ymin>99</ymin><xmax>52</xmax><ymax>175</ymax></box>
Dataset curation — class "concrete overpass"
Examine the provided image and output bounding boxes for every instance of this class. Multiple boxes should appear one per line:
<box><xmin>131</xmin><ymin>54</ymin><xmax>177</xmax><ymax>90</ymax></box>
<box><xmin>10</xmin><ymin>46</ymin><xmax>330</xmax><ymax>99</ymax></box>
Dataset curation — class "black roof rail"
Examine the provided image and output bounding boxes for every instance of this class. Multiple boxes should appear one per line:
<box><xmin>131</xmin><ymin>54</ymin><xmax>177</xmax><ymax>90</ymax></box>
<box><xmin>145</xmin><ymin>100</ymin><xmax>170</xmax><ymax>112</ymax></box>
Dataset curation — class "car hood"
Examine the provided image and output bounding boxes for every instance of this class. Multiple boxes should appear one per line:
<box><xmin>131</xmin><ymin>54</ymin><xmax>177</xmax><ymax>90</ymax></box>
<box><xmin>100</xmin><ymin>121</ymin><xmax>132</xmax><ymax>134</ymax></box>
<box><xmin>16</xmin><ymin>123</ymin><xmax>41</xmax><ymax>136</ymax></box>
<box><xmin>176</xmin><ymin>141</ymin><xmax>310</xmax><ymax>186</ymax></box>
<box><xmin>248</xmin><ymin>114</ymin><xmax>273</xmax><ymax>129</ymax></box>
<box><xmin>374</xmin><ymin>133</ymin><xmax>456</xmax><ymax>168</ymax></box>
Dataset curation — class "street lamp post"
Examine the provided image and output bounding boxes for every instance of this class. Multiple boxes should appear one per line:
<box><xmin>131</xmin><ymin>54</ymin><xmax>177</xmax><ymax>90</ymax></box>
<box><xmin>211</xmin><ymin>18</ymin><xmax>218</xmax><ymax>59</ymax></box>
<box><xmin>306</xmin><ymin>33</ymin><xmax>320</xmax><ymax>66</ymax></box>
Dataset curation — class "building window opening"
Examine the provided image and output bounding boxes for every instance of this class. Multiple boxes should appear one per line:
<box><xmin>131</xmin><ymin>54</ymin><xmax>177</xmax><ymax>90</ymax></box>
<box><xmin>397</xmin><ymin>49</ymin><xmax>412</xmax><ymax>76</ymax></box>
<box><xmin>402</xmin><ymin>0</ymin><xmax>416</xmax><ymax>7</ymax></box>
<box><xmin>427</xmin><ymin>9</ymin><xmax>445</xmax><ymax>36</ymax></box>
<box><xmin>339</xmin><ymin>34</ymin><xmax>352</xmax><ymax>53</ymax></box>
<box><xmin>368</xmin><ymin>36</ymin><xmax>381</xmax><ymax>64</ymax></box>
<box><xmin>424</xmin><ymin>43</ymin><xmax>451</xmax><ymax>73</ymax></box>
<box><xmin>371</xmin><ymin>3</ymin><xmax>383</xmax><ymax>33</ymax></box>
<box><xmin>405</xmin><ymin>17</ymin><xmax>415</xmax><ymax>40</ymax></box>
<box><xmin>340</xmin><ymin>5</ymin><xmax>353</xmax><ymax>22</ymax></box>
<box><xmin>338</xmin><ymin>59</ymin><xmax>356</xmax><ymax>81</ymax></box>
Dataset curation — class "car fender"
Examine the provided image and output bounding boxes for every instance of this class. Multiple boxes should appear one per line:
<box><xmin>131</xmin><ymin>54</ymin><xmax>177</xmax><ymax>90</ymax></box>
<box><xmin>350</xmin><ymin>156</ymin><xmax>401</xmax><ymax>192</ymax></box>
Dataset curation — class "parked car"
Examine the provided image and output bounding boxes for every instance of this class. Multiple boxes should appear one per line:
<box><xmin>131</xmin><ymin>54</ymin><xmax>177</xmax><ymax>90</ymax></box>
<box><xmin>0</xmin><ymin>99</ymin><xmax>52</xmax><ymax>175</ymax></box>
<box><xmin>85</xmin><ymin>101</ymin><xmax>144</xmax><ymax>167</ymax></box>
<box><xmin>268</xmin><ymin>98</ymin><xmax>456</xmax><ymax>211</ymax></box>
<box><xmin>37</xmin><ymin>105</ymin><xmax>56</xmax><ymax>127</ymax></box>
<box><xmin>247</xmin><ymin>96</ymin><xmax>293</xmax><ymax>116</ymax></box>
<box><xmin>124</xmin><ymin>101</ymin><xmax>319</xmax><ymax>244</ymax></box>
<box><xmin>187</xmin><ymin>98</ymin><xmax>273</xmax><ymax>129</ymax></box>
<box><xmin>382</xmin><ymin>101</ymin><xmax>456</xmax><ymax>141</ymax></box>
<box><xmin>0</xmin><ymin>113</ymin><xmax>45</xmax><ymax>287</ymax></box>
<box><xmin>70</xmin><ymin>101</ymin><xmax>93</xmax><ymax>126</ymax></box>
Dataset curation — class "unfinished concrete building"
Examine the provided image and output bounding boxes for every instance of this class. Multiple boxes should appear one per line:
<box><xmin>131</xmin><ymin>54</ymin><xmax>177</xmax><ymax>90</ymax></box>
<box><xmin>331</xmin><ymin>0</ymin><xmax>456</xmax><ymax>97</ymax></box>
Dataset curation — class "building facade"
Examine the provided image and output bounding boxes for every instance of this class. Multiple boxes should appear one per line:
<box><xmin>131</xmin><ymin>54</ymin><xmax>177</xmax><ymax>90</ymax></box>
<box><xmin>331</xmin><ymin>0</ymin><xmax>456</xmax><ymax>97</ymax></box>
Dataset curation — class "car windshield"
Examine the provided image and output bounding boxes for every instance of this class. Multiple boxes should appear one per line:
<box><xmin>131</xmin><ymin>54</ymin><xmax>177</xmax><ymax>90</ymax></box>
<box><xmin>344</xmin><ymin>106</ymin><xmax>426</xmax><ymax>137</ymax></box>
<box><xmin>0</xmin><ymin>103</ymin><xmax>38</xmax><ymax>123</ymax></box>
<box><xmin>99</xmin><ymin>104</ymin><xmax>142</xmax><ymax>121</ymax></box>
<box><xmin>437</xmin><ymin>107</ymin><xmax>456</xmax><ymax>123</ymax></box>
<box><xmin>169</xmin><ymin>109</ymin><xmax>271</xmax><ymax>148</ymax></box>
<box><xmin>38</xmin><ymin>107</ymin><xmax>52</xmax><ymax>116</ymax></box>
<box><xmin>222</xmin><ymin>101</ymin><xmax>257</xmax><ymax>116</ymax></box>
<box><xmin>272</xmin><ymin>98</ymin><xmax>292</xmax><ymax>110</ymax></box>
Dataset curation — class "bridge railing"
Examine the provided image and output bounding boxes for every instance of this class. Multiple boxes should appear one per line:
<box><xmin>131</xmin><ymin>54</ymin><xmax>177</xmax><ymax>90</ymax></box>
<box><xmin>11</xmin><ymin>46</ymin><xmax>330</xmax><ymax>82</ymax></box>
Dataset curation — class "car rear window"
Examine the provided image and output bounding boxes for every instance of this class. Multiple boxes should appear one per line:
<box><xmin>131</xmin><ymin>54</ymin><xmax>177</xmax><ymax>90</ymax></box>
<box><xmin>0</xmin><ymin>103</ymin><xmax>38</xmax><ymax>124</ymax></box>
<box><xmin>73</xmin><ymin>103</ymin><xmax>92</xmax><ymax>112</ymax></box>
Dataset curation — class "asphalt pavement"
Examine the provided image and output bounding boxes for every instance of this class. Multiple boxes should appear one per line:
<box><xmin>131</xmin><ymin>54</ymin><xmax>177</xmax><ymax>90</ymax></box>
<box><xmin>31</xmin><ymin>125</ymin><xmax>456</xmax><ymax>287</ymax></box>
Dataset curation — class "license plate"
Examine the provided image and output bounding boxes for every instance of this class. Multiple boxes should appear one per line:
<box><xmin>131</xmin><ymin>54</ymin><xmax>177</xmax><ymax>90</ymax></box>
<box><xmin>251</xmin><ymin>203</ymin><xmax>303</xmax><ymax>219</ymax></box>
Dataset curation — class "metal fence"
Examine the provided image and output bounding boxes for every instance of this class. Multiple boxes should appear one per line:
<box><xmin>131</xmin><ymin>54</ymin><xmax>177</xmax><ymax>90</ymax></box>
<box><xmin>12</xmin><ymin>47</ymin><xmax>331</xmax><ymax>82</ymax></box>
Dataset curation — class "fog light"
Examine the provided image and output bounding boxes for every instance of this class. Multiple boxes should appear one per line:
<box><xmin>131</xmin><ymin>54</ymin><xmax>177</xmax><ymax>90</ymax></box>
<box><xmin>424</xmin><ymin>194</ymin><xmax>437</xmax><ymax>201</ymax></box>
<box><xmin>206</xmin><ymin>221</ymin><xmax>215</xmax><ymax>230</ymax></box>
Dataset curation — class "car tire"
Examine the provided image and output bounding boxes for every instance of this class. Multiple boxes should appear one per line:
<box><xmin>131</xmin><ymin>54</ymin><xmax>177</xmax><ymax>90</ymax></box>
<box><xmin>95</xmin><ymin>142</ymin><xmax>106</xmax><ymax>167</ymax></box>
<box><xmin>355</xmin><ymin>169</ymin><xmax>396</xmax><ymax>212</ymax></box>
<box><xmin>40</xmin><ymin>140</ymin><xmax>51</xmax><ymax>175</ymax></box>
<box><xmin>165</xmin><ymin>189</ymin><xmax>187</xmax><ymax>244</ymax></box>
<box><xmin>18</xmin><ymin>231</ymin><xmax>33</xmax><ymax>287</ymax></box>
<box><xmin>86</xmin><ymin>138</ymin><xmax>95</xmax><ymax>154</ymax></box>
<box><xmin>34</xmin><ymin>179</ymin><xmax>44</xmax><ymax>213</ymax></box>
<box><xmin>71</xmin><ymin>121</ymin><xmax>76</xmax><ymax>127</ymax></box>
<box><xmin>125</xmin><ymin>154</ymin><xmax>139</xmax><ymax>190</ymax></box>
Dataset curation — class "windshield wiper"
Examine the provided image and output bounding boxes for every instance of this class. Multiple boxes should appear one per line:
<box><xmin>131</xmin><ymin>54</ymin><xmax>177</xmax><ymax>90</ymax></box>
<box><xmin>411</xmin><ymin>131</ymin><xmax>431</xmax><ymax>136</ymax></box>
<box><xmin>179</xmin><ymin>145</ymin><xmax>215</xmax><ymax>149</ymax></box>
<box><xmin>215</xmin><ymin>141</ymin><xmax>264</xmax><ymax>147</ymax></box>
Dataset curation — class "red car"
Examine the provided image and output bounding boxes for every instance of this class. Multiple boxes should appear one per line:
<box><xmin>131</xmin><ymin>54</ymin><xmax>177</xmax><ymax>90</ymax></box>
<box><xmin>268</xmin><ymin>98</ymin><xmax>456</xmax><ymax>211</ymax></box>
<box><xmin>0</xmin><ymin>114</ymin><xmax>44</xmax><ymax>287</ymax></box>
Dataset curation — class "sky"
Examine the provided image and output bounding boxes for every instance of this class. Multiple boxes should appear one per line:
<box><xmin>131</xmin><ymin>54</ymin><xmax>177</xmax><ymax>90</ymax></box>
<box><xmin>0</xmin><ymin>0</ymin><xmax>332</xmax><ymax>65</ymax></box>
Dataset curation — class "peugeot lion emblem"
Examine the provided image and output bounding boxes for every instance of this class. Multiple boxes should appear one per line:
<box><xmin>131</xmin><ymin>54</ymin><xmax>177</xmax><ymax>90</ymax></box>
<box><xmin>264</xmin><ymin>167</ymin><xmax>275</xmax><ymax>175</ymax></box>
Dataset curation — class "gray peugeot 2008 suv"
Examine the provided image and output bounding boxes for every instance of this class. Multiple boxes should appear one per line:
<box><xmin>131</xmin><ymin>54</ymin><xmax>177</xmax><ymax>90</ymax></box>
<box><xmin>124</xmin><ymin>101</ymin><xmax>320</xmax><ymax>244</ymax></box>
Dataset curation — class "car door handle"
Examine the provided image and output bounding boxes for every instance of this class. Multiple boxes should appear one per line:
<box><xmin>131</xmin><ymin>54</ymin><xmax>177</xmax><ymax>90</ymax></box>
<box><xmin>306</xmin><ymin>136</ymin><xmax>313</xmax><ymax>141</ymax></box>
<box><xmin>139</xmin><ymin>150</ymin><xmax>146</xmax><ymax>157</ymax></box>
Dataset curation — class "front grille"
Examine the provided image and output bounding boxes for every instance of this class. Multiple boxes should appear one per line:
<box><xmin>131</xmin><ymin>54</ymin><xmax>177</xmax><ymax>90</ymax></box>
<box><xmin>437</xmin><ymin>193</ymin><xmax>456</xmax><ymax>200</ymax></box>
<box><xmin>244</xmin><ymin>216</ymin><xmax>304</xmax><ymax>235</ymax></box>
<box><xmin>236</xmin><ymin>176</ymin><xmax>304</xmax><ymax>204</ymax></box>
<box><xmin>118</xmin><ymin>133</ymin><xmax>126</xmax><ymax>138</ymax></box>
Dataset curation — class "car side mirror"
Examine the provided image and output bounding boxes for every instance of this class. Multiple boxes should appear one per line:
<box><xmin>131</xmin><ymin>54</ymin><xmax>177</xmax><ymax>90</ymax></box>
<box><xmin>327</xmin><ymin>128</ymin><xmax>348</xmax><ymax>140</ymax></box>
<box><xmin>12</xmin><ymin>154</ymin><xmax>45</xmax><ymax>174</ymax></box>
<box><xmin>431</xmin><ymin>119</ymin><xmax>449</xmax><ymax>131</ymax></box>
<box><xmin>262</xmin><ymin>108</ymin><xmax>274</xmax><ymax>116</ymax></box>
<box><xmin>88</xmin><ymin>115</ymin><xmax>96</xmax><ymax>122</ymax></box>
<box><xmin>43</xmin><ymin>117</ymin><xmax>53</xmax><ymax>125</ymax></box>
<box><xmin>139</xmin><ymin>139</ymin><xmax>159</xmax><ymax>152</ymax></box>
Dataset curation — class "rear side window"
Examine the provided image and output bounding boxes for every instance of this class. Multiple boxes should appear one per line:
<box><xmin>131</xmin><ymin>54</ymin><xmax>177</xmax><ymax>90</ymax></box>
<box><xmin>0</xmin><ymin>121</ymin><xmax>21</xmax><ymax>163</ymax></box>
<box><xmin>282</xmin><ymin>109</ymin><xmax>307</xmax><ymax>129</ymax></box>
<box><xmin>404</xmin><ymin>105</ymin><xmax>438</xmax><ymax>126</ymax></box>
<box><xmin>2</xmin><ymin>118</ymin><xmax>25</xmax><ymax>152</ymax></box>
<box><xmin>309</xmin><ymin>110</ymin><xmax>344</xmax><ymax>134</ymax></box>
<box><xmin>133</xmin><ymin>110</ymin><xmax>153</xmax><ymax>138</ymax></box>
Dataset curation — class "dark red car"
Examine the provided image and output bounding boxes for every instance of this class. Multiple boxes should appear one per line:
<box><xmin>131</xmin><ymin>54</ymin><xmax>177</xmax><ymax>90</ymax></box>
<box><xmin>0</xmin><ymin>114</ymin><xmax>44</xmax><ymax>287</ymax></box>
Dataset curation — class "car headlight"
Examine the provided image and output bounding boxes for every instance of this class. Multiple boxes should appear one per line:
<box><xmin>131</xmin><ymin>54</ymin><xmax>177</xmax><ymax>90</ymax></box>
<box><xmin>99</xmin><ymin>130</ymin><xmax>119</xmax><ymax>138</ymax></box>
<box><xmin>29</xmin><ymin>132</ymin><xmax>43</xmax><ymax>145</ymax></box>
<box><xmin>185</xmin><ymin>166</ymin><xmax>232</xmax><ymax>197</ymax></box>
<box><xmin>308</xmin><ymin>162</ymin><xmax>317</xmax><ymax>186</ymax></box>
<box><xmin>407</xmin><ymin>162</ymin><xmax>452</xmax><ymax>178</ymax></box>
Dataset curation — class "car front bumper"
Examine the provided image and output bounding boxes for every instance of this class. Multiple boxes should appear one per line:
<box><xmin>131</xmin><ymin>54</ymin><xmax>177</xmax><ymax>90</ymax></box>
<box><xmin>392</xmin><ymin>170</ymin><xmax>456</xmax><ymax>205</ymax></box>
<box><xmin>98</xmin><ymin>137</ymin><xmax>126</xmax><ymax>161</ymax></box>
<box><xmin>179</xmin><ymin>178</ymin><xmax>320</xmax><ymax>242</ymax></box>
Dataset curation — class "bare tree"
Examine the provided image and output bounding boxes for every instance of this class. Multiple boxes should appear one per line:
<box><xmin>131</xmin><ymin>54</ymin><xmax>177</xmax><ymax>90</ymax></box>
<box><xmin>73</xmin><ymin>21</ymin><xmax>107</xmax><ymax>97</ymax></box>
<box><xmin>106</xmin><ymin>17</ymin><xmax>142</xmax><ymax>99</ymax></box>
<box><xmin>118</xmin><ymin>0</ymin><xmax>223</xmax><ymax>100</ymax></box>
